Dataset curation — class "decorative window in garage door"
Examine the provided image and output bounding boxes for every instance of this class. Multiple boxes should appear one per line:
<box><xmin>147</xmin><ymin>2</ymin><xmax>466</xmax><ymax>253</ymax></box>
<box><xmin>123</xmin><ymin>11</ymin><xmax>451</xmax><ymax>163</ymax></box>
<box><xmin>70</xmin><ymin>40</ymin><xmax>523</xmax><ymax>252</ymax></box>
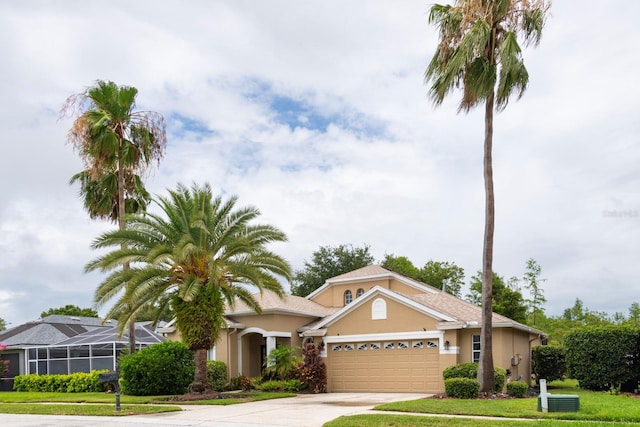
<box><xmin>357</xmin><ymin>343</ymin><xmax>367</xmax><ymax>351</ymax></box>
<box><xmin>369</xmin><ymin>343</ymin><xmax>381</xmax><ymax>350</ymax></box>
<box><xmin>398</xmin><ymin>341</ymin><xmax>409</xmax><ymax>349</ymax></box>
<box><xmin>426</xmin><ymin>340</ymin><xmax>439</xmax><ymax>348</ymax></box>
<box><xmin>412</xmin><ymin>341</ymin><xmax>424</xmax><ymax>349</ymax></box>
<box><xmin>384</xmin><ymin>342</ymin><xmax>394</xmax><ymax>350</ymax></box>
<box><xmin>332</xmin><ymin>344</ymin><xmax>342</xmax><ymax>352</ymax></box>
<box><xmin>344</xmin><ymin>344</ymin><xmax>355</xmax><ymax>351</ymax></box>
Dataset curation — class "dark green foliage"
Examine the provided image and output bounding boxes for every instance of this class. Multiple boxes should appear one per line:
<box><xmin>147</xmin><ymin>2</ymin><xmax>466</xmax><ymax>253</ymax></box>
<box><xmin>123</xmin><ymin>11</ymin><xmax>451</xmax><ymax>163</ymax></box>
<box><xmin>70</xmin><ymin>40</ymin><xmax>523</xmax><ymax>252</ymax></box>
<box><xmin>206</xmin><ymin>360</ymin><xmax>228</xmax><ymax>391</ymax></box>
<box><xmin>532</xmin><ymin>345</ymin><xmax>566</xmax><ymax>383</ymax></box>
<box><xmin>494</xmin><ymin>367</ymin><xmax>507</xmax><ymax>392</ymax></box>
<box><xmin>13</xmin><ymin>371</ymin><xmax>108</xmax><ymax>392</ymax></box>
<box><xmin>467</xmin><ymin>272</ymin><xmax>527</xmax><ymax>323</ymax></box>
<box><xmin>259</xmin><ymin>379</ymin><xmax>305</xmax><ymax>392</ymax></box>
<box><xmin>298</xmin><ymin>342</ymin><xmax>327</xmax><ymax>393</ymax></box>
<box><xmin>291</xmin><ymin>244</ymin><xmax>374</xmax><ymax>297</ymax></box>
<box><xmin>445</xmin><ymin>378</ymin><xmax>480</xmax><ymax>399</ymax></box>
<box><xmin>381</xmin><ymin>255</ymin><xmax>465</xmax><ymax>297</ymax></box>
<box><xmin>564</xmin><ymin>325</ymin><xmax>639</xmax><ymax>391</ymax></box>
<box><xmin>506</xmin><ymin>380</ymin><xmax>528</xmax><ymax>397</ymax></box>
<box><xmin>443</xmin><ymin>362</ymin><xmax>478</xmax><ymax>380</ymax></box>
<box><xmin>40</xmin><ymin>305</ymin><xmax>99</xmax><ymax>318</ymax></box>
<box><xmin>263</xmin><ymin>345</ymin><xmax>302</xmax><ymax>380</ymax></box>
<box><xmin>119</xmin><ymin>341</ymin><xmax>194</xmax><ymax>396</ymax></box>
<box><xmin>442</xmin><ymin>362</ymin><xmax>505</xmax><ymax>392</ymax></box>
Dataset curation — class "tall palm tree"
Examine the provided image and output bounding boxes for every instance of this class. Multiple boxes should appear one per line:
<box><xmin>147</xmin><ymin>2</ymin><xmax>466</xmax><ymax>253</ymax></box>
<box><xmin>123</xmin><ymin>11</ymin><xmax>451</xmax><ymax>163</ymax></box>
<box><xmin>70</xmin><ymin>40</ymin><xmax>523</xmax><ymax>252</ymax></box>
<box><xmin>61</xmin><ymin>80</ymin><xmax>167</xmax><ymax>353</ymax></box>
<box><xmin>425</xmin><ymin>0</ymin><xmax>550</xmax><ymax>392</ymax></box>
<box><xmin>86</xmin><ymin>183</ymin><xmax>292</xmax><ymax>392</ymax></box>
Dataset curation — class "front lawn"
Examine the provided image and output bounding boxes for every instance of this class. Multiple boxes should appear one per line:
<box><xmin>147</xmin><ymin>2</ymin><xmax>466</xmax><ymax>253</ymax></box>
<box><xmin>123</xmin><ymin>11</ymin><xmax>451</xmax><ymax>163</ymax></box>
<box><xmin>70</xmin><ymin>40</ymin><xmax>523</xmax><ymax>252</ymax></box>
<box><xmin>324</xmin><ymin>415</ymin><xmax>640</xmax><ymax>427</ymax></box>
<box><xmin>0</xmin><ymin>390</ymin><xmax>296</xmax><ymax>415</ymax></box>
<box><xmin>374</xmin><ymin>382</ymin><xmax>640</xmax><ymax>423</ymax></box>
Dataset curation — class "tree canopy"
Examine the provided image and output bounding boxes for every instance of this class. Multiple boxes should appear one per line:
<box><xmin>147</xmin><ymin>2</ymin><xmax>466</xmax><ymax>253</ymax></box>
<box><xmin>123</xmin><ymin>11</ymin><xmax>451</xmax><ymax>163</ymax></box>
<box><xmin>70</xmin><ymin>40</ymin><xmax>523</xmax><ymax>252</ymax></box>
<box><xmin>40</xmin><ymin>305</ymin><xmax>99</xmax><ymax>318</ymax></box>
<box><xmin>467</xmin><ymin>271</ymin><xmax>527</xmax><ymax>324</ymax></box>
<box><xmin>382</xmin><ymin>255</ymin><xmax>465</xmax><ymax>297</ymax></box>
<box><xmin>87</xmin><ymin>182</ymin><xmax>291</xmax><ymax>392</ymax></box>
<box><xmin>291</xmin><ymin>244</ymin><xmax>374</xmax><ymax>297</ymax></box>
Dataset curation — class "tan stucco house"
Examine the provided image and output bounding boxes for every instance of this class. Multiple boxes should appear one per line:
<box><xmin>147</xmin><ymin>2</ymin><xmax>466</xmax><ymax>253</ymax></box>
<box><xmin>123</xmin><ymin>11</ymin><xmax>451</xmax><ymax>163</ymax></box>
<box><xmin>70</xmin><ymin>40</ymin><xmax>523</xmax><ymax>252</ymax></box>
<box><xmin>160</xmin><ymin>265</ymin><xmax>545</xmax><ymax>393</ymax></box>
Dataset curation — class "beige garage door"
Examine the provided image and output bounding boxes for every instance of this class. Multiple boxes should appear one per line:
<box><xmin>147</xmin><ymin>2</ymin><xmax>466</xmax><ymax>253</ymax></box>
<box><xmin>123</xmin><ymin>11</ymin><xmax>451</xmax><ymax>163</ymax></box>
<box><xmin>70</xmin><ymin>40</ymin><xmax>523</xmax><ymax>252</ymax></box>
<box><xmin>327</xmin><ymin>339</ymin><xmax>440</xmax><ymax>392</ymax></box>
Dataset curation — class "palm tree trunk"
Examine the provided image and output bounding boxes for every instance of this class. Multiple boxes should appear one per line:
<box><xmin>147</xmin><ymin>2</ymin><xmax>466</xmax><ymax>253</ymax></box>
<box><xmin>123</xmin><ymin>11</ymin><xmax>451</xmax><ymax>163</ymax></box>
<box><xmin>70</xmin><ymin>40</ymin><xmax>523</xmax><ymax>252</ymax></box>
<box><xmin>478</xmin><ymin>92</ymin><xmax>496</xmax><ymax>393</ymax></box>
<box><xmin>116</xmin><ymin>130</ymin><xmax>137</xmax><ymax>355</ymax></box>
<box><xmin>189</xmin><ymin>348</ymin><xmax>210</xmax><ymax>393</ymax></box>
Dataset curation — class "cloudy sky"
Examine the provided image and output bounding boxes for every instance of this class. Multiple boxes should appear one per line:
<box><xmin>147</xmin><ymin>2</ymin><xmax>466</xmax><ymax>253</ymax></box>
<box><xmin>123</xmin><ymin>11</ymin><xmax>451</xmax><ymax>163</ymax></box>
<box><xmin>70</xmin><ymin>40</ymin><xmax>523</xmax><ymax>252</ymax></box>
<box><xmin>0</xmin><ymin>1</ymin><xmax>638</xmax><ymax>327</ymax></box>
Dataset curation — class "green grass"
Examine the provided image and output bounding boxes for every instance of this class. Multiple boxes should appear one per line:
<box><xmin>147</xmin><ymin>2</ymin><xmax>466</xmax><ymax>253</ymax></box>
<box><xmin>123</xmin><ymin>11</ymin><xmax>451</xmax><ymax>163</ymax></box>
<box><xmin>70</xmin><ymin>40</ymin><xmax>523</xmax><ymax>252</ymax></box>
<box><xmin>0</xmin><ymin>390</ymin><xmax>295</xmax><ymax>415</ymax></box>
<box><xmin>374</xmin><ymin>381</ymin><xmax>640</xmax><ymax>423</ymax></box>
<box><xmin>0</xmin><ymin>392</ymin><xmax>172</xmax><ymax>404</ymax></box>
<box><xmin>0</xmin><ymin>403</ymin><xmax>180</xmax><ymax>416</ymax></box>
<box><xmin>324</xmin><ymin>414</ymin><xmax>640</xmax><ymax>427</ymax></box>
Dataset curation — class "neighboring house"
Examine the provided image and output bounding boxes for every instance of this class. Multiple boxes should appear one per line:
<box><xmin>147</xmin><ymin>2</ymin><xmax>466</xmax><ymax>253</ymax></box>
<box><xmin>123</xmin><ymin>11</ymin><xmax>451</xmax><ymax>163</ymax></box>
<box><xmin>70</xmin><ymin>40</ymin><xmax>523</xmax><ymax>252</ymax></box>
<box><xmin>162</xmin><ymin>265</ymin><xmax>546</xmax><ymax>393</ymax></box>
<box><xmin>0</xmin><ymin>315</ymin><xmax>164</xmax><ymax>391</ymax></box>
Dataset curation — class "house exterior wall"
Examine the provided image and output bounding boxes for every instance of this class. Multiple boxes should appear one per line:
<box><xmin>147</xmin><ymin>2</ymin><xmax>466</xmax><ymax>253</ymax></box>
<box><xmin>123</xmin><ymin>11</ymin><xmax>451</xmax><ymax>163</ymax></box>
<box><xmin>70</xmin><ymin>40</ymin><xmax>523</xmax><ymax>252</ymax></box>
<box><xmin>326</xmin><ymin>296</ymin><xmax>439</xmax><ymax>336</ymax></box>
<box><xmin>310</xmin><ymin>278</ymin><xmax>425</xmax><ymax>308</ymax></box>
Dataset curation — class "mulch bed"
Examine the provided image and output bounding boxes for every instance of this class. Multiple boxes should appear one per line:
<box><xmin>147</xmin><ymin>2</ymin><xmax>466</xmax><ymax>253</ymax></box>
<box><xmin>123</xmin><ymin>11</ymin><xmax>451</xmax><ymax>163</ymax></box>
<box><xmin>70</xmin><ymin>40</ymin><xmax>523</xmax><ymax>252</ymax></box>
<box><xmin>163</xmin><ymin>392</ymin><xmax>232</xmax><ymax>402</ymax></box>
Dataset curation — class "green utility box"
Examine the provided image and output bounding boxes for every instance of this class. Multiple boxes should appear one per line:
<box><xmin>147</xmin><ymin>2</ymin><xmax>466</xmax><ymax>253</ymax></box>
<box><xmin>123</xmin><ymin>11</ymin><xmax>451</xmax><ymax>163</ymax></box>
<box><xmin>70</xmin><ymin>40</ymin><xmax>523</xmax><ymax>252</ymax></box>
<box><xmin>537</xmin><ymin>394</ymin><xmax>580</xmax><ymax>412</ymax></box>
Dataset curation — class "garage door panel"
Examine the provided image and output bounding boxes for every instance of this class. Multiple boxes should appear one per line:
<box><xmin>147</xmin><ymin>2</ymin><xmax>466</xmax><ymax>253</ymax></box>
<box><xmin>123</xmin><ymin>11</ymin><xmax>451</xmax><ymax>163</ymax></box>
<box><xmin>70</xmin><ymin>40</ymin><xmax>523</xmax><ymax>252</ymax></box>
<box><xmin>327</xmin><ymin>341</ymin><xmax>440</xmax><ymax>392</ymax></box>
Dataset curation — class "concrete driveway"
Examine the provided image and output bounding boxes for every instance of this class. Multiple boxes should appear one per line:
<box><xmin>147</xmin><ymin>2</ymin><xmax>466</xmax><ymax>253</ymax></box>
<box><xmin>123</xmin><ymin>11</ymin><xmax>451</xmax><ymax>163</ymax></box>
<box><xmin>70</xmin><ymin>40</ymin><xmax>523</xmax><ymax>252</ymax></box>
<box><xmin>1</xmin><ymin>392</ymin><xmax>429</xmax><ymax>427</ymax></box>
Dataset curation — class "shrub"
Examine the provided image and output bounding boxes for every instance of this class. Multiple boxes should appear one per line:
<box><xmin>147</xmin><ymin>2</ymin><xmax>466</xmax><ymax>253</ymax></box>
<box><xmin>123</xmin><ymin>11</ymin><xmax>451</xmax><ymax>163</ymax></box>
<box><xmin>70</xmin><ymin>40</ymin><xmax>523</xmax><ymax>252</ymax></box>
<box><xmin>532</xmin><ymin>345</ymin><xmax>566</xmax><ymax>383</ymax></box>
<box><xmin>297</xmin><ymin>342</ymin><xmax>326</xmax><ymax>393</ymax></box>
<box><xmin>442</xmin><ymin>362</ymin><xmax>506</xmax><ymax>392</ymax></box>
<box><xmin>443</xmin><ymin>362</ymin><xmax>477</xmax><ymax>380</ymax></box>
<box><xmin>263</xmin><ymin>345</ymin><xmax>302</xmax><ymax>380</ymax></box>
<box><xmin>445</xmin><ymin>378</ymin><xmax>480</xmax><ymax>399</ymax></box>
<box><xmin>119</xmin><ymin>341</ymin><xmax>194</xmax><ymax>396</ymax></box>
<box><xmin>283</xmin><ymin>379</ymin><xmax>306</xmax><ymax>392</ymax></box>
<box><xmin>13</xmin><ymin>371</ymin><xmax>108</xmax><ymax>392</ymax></box>
<box><xmin>494</xmin><ymin>367</ymin><xmax>506</xmax><ymax>392</ymax></box>
<box><xmin>564</xmin><ymin>325</ymin><xmax>639</xmax><ymax>391</ymax></box>
<box><xmin>206</xmin><ymin>360</ymin><xmax>228</xmax><ymax>391</ymax></box>
<box><xmin>506</xmin><ymin>380</ymin><xmax>528</xmax><ymax>398</ymax></box>
<box><xmin>259</xmin><ymin>380</ymin><xmax>283</xmax><ymax>392</ymax></box>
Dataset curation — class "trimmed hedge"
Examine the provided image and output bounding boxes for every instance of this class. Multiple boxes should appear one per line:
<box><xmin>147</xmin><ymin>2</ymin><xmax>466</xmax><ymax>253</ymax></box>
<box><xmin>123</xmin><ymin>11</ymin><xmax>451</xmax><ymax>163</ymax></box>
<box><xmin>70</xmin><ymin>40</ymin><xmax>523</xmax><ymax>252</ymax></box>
<box><xmin>13</xmin><ymin>370</ymin><xmax>108</xmax><ymax>392</ymax></box>
<box><xmin>532</xmin><ymin>345</ymin><xmax>566</xmax><ymax>383</ymax></box>
<box><xmin>206</xmin><ymin>360</ymin><xmax>228</xmax><ymax>391</ymax></box>
<box><xmin>445</xmin><ymin>377</ymin><xmax>480</xmax><ymax>399</ymax></box>
<box><xmin>442</xmin><ymin>363</ymin><xmax>506</xmax><ymax>392</ymax></box>
<box><xmin>119</xmin><ymin>341</ymin><xmax>194</xmax><ymax>396</ymax></box>
<box><xmin>506</xmin><ymin>380</ymin><xmax>528</xmax><ymax>398</ymax></box>
<box><xmin>565</xmin><ymin>325</ymin><xmax>640</xmax><ymax>391</ymax></box>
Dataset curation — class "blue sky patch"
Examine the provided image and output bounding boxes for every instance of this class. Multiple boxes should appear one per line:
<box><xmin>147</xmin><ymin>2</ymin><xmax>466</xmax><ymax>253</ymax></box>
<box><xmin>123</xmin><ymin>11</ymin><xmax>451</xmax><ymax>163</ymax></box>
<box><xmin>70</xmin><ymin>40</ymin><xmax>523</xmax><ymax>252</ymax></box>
<box><xmin>168</xmin><ymin>113</ymin><xmax>214</xmax><ymax>140</ymax></box>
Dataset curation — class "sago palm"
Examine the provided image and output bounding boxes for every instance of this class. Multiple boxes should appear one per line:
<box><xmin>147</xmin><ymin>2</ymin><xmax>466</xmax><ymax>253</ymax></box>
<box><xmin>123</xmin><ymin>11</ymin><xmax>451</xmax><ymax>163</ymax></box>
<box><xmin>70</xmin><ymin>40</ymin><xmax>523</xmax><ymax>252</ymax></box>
<box><xmin>61</xmin><ymin>80</ymin><xmax>167</xmax><ymax>353</ymax></box>
<box><xmin>86</xmin><ymin>182</ymin><xmax>292</xmax><ymax>392</ymax></box>
<box><xmin>425</xmin><ymin>0</ymin><xmax>550</xmax><ymax>392</ymax></box>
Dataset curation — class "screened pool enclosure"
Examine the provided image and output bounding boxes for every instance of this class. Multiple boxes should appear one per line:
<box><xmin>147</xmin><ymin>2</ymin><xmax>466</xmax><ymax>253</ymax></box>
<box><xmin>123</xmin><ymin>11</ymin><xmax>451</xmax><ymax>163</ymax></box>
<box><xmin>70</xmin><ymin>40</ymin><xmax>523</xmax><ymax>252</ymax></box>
<box><xmin>25</xmin><ymin>324</ymin><xmax>164</xmax><ymax>375</ymax></box>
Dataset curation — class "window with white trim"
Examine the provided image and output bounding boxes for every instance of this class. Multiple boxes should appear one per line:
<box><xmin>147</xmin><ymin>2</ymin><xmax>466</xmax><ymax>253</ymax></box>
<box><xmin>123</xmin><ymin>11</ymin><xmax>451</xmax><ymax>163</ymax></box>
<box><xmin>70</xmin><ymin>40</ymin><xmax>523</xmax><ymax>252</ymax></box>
<box><xmin>344</xmin><ymin>290</ymin><xmax>353</xmax><ymax>305</ymax></box>
<box><xmin>472</xmin><ymin>335</ymin><xmax>481</xmax><ymax>363</ymax></box>
<box><xmin>356</xmin><ymin>288</ymin><xmax>365</xmax><ymax>298</ymax></box>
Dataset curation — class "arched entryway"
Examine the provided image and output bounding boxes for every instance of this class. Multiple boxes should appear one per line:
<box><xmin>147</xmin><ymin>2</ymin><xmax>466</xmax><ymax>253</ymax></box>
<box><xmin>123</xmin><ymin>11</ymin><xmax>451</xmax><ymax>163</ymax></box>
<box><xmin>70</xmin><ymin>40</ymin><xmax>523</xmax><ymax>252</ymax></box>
<box><xmin>237</xmin><ymin>327</ymin><xmax>291</xmax><ymax>377</ymax></box>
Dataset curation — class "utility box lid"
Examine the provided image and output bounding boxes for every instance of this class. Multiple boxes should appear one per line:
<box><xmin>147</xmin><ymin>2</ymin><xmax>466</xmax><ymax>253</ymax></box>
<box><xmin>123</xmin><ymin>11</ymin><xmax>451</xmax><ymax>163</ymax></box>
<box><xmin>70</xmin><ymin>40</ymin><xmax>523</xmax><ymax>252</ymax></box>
<box><xmin>537</xmin><ymin>394</ymin><xmax>580</xmax><ymax>412</ymax></box>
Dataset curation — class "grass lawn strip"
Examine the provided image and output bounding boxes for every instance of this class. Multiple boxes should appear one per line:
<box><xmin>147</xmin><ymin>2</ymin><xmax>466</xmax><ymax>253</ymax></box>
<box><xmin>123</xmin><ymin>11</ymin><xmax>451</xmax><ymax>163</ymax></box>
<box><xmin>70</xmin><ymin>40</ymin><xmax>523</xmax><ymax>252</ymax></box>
<box><xmin>374</xmin><ymin>387</ymin><xmax>640</xmax><ymax>423</ymax></box>
<box><xmin>324</xmin><ymin>414</ymin><xmax>640</xmax><ymax>427</ymax></box>
<box><xmin>0</xmin><ymin>403</ymin><xmax>180</xmax><ymax>416</ymax></box>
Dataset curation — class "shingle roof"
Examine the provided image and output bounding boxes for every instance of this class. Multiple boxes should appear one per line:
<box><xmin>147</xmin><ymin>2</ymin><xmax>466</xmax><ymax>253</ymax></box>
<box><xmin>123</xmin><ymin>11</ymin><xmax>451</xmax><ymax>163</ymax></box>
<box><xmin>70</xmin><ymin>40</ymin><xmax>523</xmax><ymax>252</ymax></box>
<box><xmin>226</xmin><ymin>291</ymin><xmax>339</xmax><ymax>318</ymax></box>
<box><xmin>329</xmin><ymin>265</ymin><xmax>391</xmax><ymax>281</ymax></box>
<box><xmin>402</xmin><ymin>291</ymin><xmax>514</xmax><ymax>325</ymax></box>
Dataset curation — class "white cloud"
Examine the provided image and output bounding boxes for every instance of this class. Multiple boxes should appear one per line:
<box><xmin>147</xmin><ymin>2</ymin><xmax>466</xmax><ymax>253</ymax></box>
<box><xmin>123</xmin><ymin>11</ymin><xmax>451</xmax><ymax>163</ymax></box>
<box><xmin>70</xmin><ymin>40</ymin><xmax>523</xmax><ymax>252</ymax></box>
<box><xmin>0</xmin><ymin>0</ymin><xmax>639</xmax><ymax>326</ymax></box>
